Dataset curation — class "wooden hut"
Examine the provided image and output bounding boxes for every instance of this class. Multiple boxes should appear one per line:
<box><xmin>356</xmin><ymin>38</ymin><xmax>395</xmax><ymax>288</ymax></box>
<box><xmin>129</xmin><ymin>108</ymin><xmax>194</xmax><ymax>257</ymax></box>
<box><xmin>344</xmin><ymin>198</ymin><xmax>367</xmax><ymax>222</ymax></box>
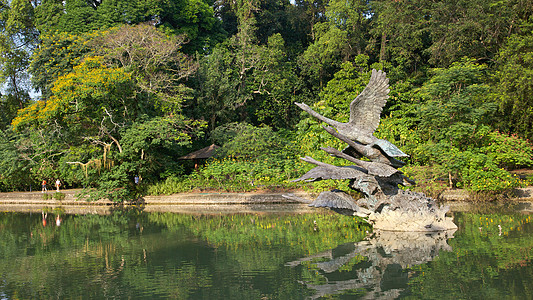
<box><xmin>179</xmin><ymin>144</ymin><xmax>220</xmax><ymax>169</ymax></box>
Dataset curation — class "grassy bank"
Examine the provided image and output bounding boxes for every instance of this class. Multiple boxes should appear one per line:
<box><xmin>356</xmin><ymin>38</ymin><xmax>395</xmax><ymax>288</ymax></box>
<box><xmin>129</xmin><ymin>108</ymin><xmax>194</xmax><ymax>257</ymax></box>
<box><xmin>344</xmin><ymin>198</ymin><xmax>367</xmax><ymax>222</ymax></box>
<box><xmin>145</xmin><ymin>157</ymin><xmax>533</xmax><ymax>201</ymax></box>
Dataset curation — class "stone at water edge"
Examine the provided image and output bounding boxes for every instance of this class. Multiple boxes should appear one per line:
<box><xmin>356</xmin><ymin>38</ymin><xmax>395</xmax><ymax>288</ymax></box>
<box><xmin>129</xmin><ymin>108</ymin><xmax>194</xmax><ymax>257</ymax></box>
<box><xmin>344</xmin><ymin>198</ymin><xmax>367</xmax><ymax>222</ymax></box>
<box><xmin>368</xmin><ymin>206</ymin><xmax>457</xmax><ymax>232</ymax></box>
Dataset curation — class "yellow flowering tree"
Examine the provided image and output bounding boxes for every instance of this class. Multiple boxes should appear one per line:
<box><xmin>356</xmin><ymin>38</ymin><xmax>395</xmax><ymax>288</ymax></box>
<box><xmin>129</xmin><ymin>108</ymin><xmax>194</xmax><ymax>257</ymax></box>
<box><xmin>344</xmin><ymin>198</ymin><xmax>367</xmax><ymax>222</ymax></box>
<box><xmin>29</xmin><ymin>31</ymin><xmax>99</xmax><ymax>99</ymax></box>
<box><xmin>14</xmin><ymin>56</ymin><xmax>134</xmax><ymax>141</ymax></box>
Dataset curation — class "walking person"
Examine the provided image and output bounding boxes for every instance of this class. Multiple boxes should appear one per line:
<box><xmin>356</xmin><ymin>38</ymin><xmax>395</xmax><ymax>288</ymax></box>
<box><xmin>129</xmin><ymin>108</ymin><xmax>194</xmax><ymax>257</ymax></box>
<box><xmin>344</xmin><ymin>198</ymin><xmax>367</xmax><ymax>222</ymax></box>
<box><xmin>55</xmin><ymin>179</ymin><xmax>61</xmax><ymax>192</ymax></box>
<box><xmin>41</xmin><ymin>179</ymin><xmax>47</xmax><ymax>193</ymax></box>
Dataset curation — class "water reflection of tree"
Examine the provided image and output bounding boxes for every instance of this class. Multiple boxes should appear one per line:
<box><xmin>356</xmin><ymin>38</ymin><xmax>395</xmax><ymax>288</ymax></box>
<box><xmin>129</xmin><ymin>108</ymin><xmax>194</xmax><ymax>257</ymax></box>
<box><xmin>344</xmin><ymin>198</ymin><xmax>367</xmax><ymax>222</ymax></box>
<box><xmin>0</xmin><ymin>211</ymin><xmax>370</xmax><ymax>299</ymax></box>
<box><xmin>407</xmin><ymin>213</ymin><xmax>533</xmax><ymax>299</ymax></box>
<box><xmin>0</xmin><ymin>212</ymin><xmax>531</xmax><ymax>299</ymax></box>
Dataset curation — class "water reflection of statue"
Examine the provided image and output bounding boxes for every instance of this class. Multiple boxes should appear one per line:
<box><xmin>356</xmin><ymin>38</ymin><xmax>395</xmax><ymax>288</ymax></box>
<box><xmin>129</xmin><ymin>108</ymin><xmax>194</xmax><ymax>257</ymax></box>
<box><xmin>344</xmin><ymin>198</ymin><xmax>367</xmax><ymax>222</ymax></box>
<box><xmin>286</xmin><ymin>229</ymin><xmax>456</xmax><ymax>299</ymax></box>
<box><xmin>288</xmin><ymin>69</ymin><xmax>456</xmax><ymax>232</ymax></box>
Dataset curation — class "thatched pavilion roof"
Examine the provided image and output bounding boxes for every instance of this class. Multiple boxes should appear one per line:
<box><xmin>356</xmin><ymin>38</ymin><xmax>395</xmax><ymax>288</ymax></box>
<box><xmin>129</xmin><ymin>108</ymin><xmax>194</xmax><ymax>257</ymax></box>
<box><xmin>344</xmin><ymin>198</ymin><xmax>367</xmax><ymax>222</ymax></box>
<box><xmin>179</xmin><ymin>144</ymin><xmax>220</xmax><ymax>160</ymax></box>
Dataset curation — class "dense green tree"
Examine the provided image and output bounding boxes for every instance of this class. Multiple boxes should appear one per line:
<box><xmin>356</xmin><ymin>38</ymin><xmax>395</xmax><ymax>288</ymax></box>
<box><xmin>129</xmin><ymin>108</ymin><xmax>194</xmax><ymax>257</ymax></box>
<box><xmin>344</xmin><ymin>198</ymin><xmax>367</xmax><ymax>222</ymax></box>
<box><xmin>368</xmin><ymin>0</ymin><xmax>430</xmax><ymax>78</ymax></box>
<box><xmin>92</xmin><ymin>0</ymin><xmax>160</xmax><ymax>28</ymax></box>
<box><xmin>294</xmin><ymin>0</ymin><xmax>328</xmax><ymax>41</ymax></box>
<box><xmin>246</xmin><ymin>34</ymin><xmax>301</xmax><ymax>128</ymax></box>
<box><xmin>0</xmin><ymin>129</ymin><xmax>32</xmax><ymax>191</ymax></box>
<box><xmin>326</xmin><ymin>0</ymin><xmax>369</xmax><ymax>55</ymax></box>
<box><xmin>35</xmin><ymin>0</ymin><xmax>225</xmax><ymax>53</ymax></box>
<box><xmin>210</xmin><ymin>122</ymin><xmax>295</xmax><ymax>159</ymax></box>
<box><xmin>254</xmin><ymin>0</ymin><xmax>301</xmax><ymax>45</ymax></box>
<box><xmin>395</xmin><ymin>60</ymin><xmax>532</xmax><ymax>190</ymax></box>
<box><xmin>274</xmin><ymin>1</ymin><xmax>316</xmax><ymax>56</ymax></box>
<box><xmin>0</xmin><ymin>93</ymin><xmax>24</xmax><ymax>130</ymax></box>
<box><xmin>191</xmin><ymin>45</ymin><xmax>238</xmax><ymax>129</ymax></box>
<box><xmin>187</xmin><ymin>0</ymin><xmax>259</xmax><ymax>128</ymax></box>
<box><xmin>156</xmin><ymin>0</ymin><xmax>226</xmax><ymax>53</ymax></box>
<box><xmin>368</xmin><ymin>0</ymin><xmax>533</xmax><ymax>72</ymax></box>
<box><xmin>493</xmin><ymin>18</ymin><xmax>533</xmax><ymax>140</ymax></box>
<box><xmin>58</xmin><ymin>0</ymin><xmax>98</xmax><ymax>33</ymax></box>
<box><xmin>191</xmin><ymin>28</ymin><xmax>300</xmax><ymax>129</ymax></box>
<box><xmin>298</xmin><ymin>0</ymin><xmax>370</xmax><ymax>88</ymax></box>
<box><xmin>215</xmin><ymin>0</ymin><xmax>314</xmax><ymax>56</ymax></box>
<box><xmin>0</xmin><ymin>124</ymin><xmax>69</xmax><ymax>192</ymax></box>
<box><xmin>426</xmin><ymin>0</ymin><xmax>532</xmax><ymax>66</ymax></box>
<box><xmin>0</xmin><ymin>0</ymin><xmax>38</xmax><ymax>109</ymax></box>
<box><xmin>33</xmin><ymin>0</ymin><xmax>63</xmax><ymax>33</ymax></box>
<box><xmin>297</xmin><ymin>24</ymin><xmax>350</xmax><ymax>88</ymax></box>
<box><xmin>416</xmin><ymin>59</ymin><xmax>496</xmax><ymax>146</ymax></box>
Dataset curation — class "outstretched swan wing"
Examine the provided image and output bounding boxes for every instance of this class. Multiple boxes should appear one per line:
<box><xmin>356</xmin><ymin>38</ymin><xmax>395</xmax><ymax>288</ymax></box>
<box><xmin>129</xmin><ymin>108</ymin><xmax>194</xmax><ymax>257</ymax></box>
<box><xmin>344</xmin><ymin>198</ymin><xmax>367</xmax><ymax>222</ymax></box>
<box><xmin>348</xmin><ymin>69</ymin><xmax>390</xmax><ymax>135</ymax></box>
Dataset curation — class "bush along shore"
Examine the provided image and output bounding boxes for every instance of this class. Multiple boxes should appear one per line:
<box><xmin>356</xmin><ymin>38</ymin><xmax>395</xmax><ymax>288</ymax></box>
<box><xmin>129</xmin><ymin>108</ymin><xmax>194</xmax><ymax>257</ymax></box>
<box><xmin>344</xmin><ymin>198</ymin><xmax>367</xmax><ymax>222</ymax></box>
<box><xmin>145</xmin><ymin>158</ymin><xmax>533</xmax><ymax>203</ymax></box>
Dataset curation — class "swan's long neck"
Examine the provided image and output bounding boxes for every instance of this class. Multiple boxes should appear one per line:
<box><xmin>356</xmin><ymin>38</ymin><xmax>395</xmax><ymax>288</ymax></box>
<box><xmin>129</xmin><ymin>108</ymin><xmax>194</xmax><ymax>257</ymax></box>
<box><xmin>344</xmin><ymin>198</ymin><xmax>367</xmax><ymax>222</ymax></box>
<box><xmin>295</xmin><ymin>102</ymin><xmax>341</xmax><ymax>127</ymax></box>
<box><xmin>311</xmin><ymin>112</ymin><xmax>341</xmax><ymax>127</ymax></box>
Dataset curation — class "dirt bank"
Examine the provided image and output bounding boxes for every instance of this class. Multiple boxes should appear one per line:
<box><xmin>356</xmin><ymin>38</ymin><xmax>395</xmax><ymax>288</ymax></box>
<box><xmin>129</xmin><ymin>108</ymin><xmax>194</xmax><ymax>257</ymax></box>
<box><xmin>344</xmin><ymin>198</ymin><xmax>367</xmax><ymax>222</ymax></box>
<box><xmin>0</xmin><ymin>188</ymin><xmax>532</xmax><ymax>215</ymax></box>
<box><xmin>0</xmin><ymin>189</ymin><xmax>315</xmax><ymax>214</ymax></box>
<box><xmin>437</xmin><ymin>187</ymin><xmax>533</xmax><ymax>201</ymax></box>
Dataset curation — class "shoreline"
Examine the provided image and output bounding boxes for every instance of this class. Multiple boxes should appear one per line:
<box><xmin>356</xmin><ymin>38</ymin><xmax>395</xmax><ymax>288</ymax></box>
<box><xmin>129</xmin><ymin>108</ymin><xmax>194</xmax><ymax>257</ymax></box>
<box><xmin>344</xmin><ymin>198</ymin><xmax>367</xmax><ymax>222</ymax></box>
<box><xmin>0</xmin><ymin>188</ymin><xmax>532</xmax><ymax>215</ymax></box>
<box><xmin>0</xmin><ymin>189</ymin><xmax>316</xmax><ymax>215</ymax></box>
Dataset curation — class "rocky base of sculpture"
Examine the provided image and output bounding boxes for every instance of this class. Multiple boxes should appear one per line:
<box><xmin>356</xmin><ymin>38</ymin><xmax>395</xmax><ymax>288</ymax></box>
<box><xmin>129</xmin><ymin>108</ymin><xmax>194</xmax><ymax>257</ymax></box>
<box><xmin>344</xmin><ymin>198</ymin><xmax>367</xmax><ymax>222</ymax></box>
<box><xmin>307</xmin><ymin>188</ymin><xmax>457</xmax><ymax>232</ymax></box>
<box><xmin>368</xmin><ymin>207</ymin><xmax>457</xmax><ymax>231</ymax></box>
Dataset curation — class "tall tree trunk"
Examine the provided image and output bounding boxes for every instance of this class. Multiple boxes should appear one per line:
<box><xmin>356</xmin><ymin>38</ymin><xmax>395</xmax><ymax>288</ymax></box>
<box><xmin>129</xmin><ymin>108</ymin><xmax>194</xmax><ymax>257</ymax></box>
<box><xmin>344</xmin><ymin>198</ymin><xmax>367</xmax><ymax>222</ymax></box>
<box><xmin>379</xmin><ymin>32</ymin><xmax>387</xmax><ymax>63</ymax></box>
<box><xmin>9</xmin><ymin>73</ymin><xmax>23</xmax><ymax>109</ymax></box>
<box><xmin>210</xmin><ymin>113</ymin><xmax>217</xmax><ymax>132</ymax></box>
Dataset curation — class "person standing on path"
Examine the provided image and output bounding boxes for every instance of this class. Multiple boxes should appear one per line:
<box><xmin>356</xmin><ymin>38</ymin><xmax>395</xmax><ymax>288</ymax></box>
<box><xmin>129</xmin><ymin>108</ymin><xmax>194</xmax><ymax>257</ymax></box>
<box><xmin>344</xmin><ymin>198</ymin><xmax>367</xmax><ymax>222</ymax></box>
<box><xmin>55</xmin><ymin>179</ymin><xmax>61</xmax><ymax>192</ymax></box>
<box><xmin>41</xmin><ymin>180</ymin><xmax>47</xmax><ymax>193</ymax></box>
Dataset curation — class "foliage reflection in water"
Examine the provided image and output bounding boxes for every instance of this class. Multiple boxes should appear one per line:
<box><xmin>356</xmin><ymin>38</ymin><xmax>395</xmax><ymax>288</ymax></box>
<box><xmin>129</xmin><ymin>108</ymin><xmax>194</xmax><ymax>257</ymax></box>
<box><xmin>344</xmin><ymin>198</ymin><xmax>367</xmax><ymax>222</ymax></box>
<box><xmin>0</xmin><ymin>210</ymin><xmax>531</xmax><ymax>299</ymax></box>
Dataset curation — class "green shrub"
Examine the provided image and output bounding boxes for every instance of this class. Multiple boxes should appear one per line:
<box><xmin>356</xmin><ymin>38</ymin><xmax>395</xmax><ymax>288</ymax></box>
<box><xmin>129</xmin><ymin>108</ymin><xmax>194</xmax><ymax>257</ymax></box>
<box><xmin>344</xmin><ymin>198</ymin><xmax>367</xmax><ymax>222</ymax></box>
<box><xmin>480</xmin><ymin>131</ymin><xmax>533</xmax><ymax>170</ymax></box>
<box><xmin>147</xmin><ymin>155</ymin><xmax>308</xmax><ymax>195</ymax></box>
<box><xmin>400</xmin><ymin>165</ymin><xmax>449</xmax><ymax>198</ymax></box>
<box><xmin>52</xmin><ymin>192</ymin><xmax>65</xmax><ymax>200</ymax></box>
<box><xmin>42</xmin><ymin>192</ymin><xmax>66</xmax><ymax>200</ymax></box>
<box><xmin>211</xmin><ymin>122</ymin><xmax>297</xmax><ymax>160</ymax></box>
<box><xmin>462</xmin><ymin>165</ymin><xmax>526</xmax><ymax>192</ymax></box>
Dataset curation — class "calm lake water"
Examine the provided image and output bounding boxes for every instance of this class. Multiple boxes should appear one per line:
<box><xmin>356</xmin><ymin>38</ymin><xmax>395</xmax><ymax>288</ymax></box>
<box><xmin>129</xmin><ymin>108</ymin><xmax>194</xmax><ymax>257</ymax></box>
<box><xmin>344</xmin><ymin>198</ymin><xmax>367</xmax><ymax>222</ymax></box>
<box><xmin>0</xmin><ymin>208</ymin><xmax>531</xmax><ymax>299</ymax></box>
